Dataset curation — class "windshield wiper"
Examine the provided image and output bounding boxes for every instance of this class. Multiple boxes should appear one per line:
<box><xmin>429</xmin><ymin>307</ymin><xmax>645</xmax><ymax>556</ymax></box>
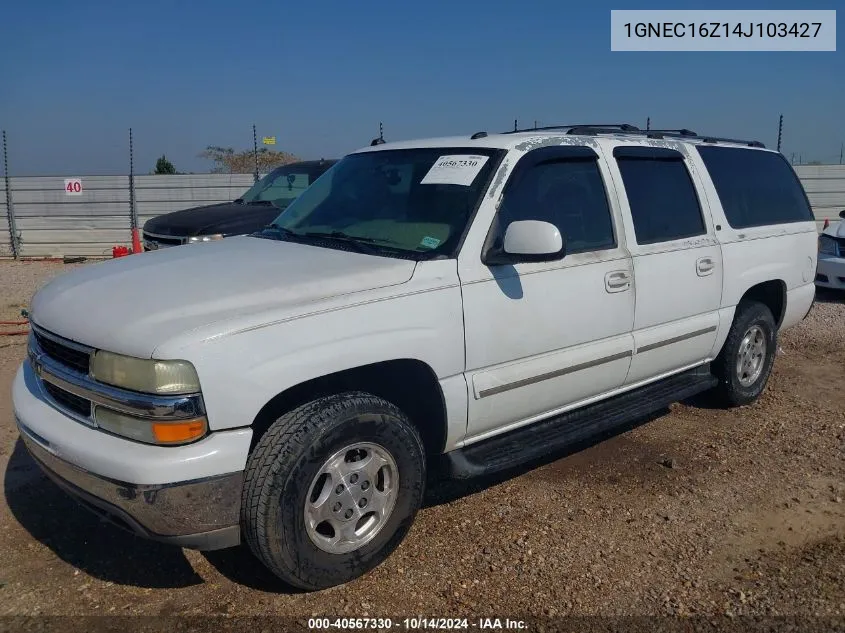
<box><xmin>255</xmin><ymin>227</ymin><xmax>403</xmax><ymax>255</ymax></box>
<box><xmin>297</xmin><ymin>230</ymin><xmax>387</xmax><ymax>254</ymax></box>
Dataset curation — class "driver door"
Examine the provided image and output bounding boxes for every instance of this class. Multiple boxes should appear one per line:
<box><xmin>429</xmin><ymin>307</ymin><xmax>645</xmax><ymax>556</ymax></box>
<box><xmin>459</xmin><ymin>146</ymin><xmax>635</xmax><ymax>442</ymax></box>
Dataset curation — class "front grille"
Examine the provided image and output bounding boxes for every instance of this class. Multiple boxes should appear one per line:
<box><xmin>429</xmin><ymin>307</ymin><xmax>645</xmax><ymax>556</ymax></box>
<box><xmin>143</xmin><ymin>232</ymin><xmax>184</xmax><ymax>250</ymax></box>
<box><xmin>34</xmin><ymin>330</ymin><xmax>90</xmax><ymax>374</ymax></box>
<box><xmin>43</xmin><ymin>382</ymin><xmax>92</xmax><ymax>418</ymax></box>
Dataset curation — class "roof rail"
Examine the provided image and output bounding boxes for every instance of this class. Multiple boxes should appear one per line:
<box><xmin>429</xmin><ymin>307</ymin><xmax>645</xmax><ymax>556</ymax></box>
<box><xmin>646</xmin><ymin>128</ymin><xmax>697</xmax><ymax>137</ymax></box>
<box><xmin>502</xmin><ymin>123</ymin><xmax>640</xmax><ymax>135</ymax></box>
<box><xmin>572</xmin><ymin>126</ymin><xmax>767</xmax><ymax>148</ymax></box>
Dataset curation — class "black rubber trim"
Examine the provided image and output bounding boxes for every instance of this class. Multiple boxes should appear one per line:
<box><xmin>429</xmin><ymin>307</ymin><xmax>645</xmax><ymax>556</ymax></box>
<box><xmin>612</xmin><ymin>146</ymin><xmax>684</xmax><ymax>160</ymax></box>
<box><xmin>443</xmin><ymin>365</ymin><xmax>717</xmax><ymax>480</ymax></box>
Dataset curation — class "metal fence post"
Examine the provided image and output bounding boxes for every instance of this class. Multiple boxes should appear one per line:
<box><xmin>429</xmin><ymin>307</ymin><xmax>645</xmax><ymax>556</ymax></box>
<box><xmin>2</xmin><ymin>130</ymin><xmax>20</xmax><ymax>259</ymax></box>
<box><xmin>252</xmin><ymin>124</ymin><xmax>259</xmax><ymax>183</ymax></box>
<box><xmin>129</xmin><ymin>128</ymin><xmax>141</xmax><ymax>253</ymax></box>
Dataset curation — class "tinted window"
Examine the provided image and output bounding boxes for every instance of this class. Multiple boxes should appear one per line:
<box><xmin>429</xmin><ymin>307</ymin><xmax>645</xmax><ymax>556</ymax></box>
<box><xmin>696</xmin><ymin>146</ymin><xmax>813</xmax><ymax>229</ymax></box>
<box><xmin>616</xmin><ymin>156</ymin><xmax>705</xmax><ymax>244</ymax></box>
<box><xmin>240</xmin><ymin>163</ymin><xmax>331</xmax><ymax>206</ymax></box>
<box><xmin>497</xmin><ymin>159</ymin><xmax>615</xmax><ymax>253</ymax></box>
<box><xmin>267</xmin><ymin>148</ymin><xmax>502</xmax><ymax>259</ymax></box>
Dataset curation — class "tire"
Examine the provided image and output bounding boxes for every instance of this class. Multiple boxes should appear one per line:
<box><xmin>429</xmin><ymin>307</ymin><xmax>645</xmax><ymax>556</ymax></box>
<box><xmin>241</xmin><ymin>392</ymin><xmax>426</xmax><ymax>591</ymax></box>
<box><xmin>711</xmin><ymin>300</ymin><xmax>777</xmax><ymax>407</ymax></box>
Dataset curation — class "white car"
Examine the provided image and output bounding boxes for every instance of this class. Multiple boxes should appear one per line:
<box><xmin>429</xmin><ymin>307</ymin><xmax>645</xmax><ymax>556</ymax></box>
<box><xmin>817</xmin><ymin>210</ymin><xmax>845</xmax><ymax>291</ymax></box>
<box><xmin>12</xmin><ymin>124</ymin><xmax>818</xmax><ymax>590</ymax></box>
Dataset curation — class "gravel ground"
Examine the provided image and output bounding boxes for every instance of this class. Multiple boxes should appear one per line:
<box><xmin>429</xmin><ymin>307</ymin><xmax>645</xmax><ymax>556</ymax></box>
<box><xmin>1</xmin><ymin>260</ymin><xmax>843</xmax><ymax>630</ymax></box>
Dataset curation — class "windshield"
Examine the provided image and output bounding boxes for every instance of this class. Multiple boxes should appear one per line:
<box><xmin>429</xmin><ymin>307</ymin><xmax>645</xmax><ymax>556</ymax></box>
<box><xmin>263</xmin><ymin>148</ymin><xmax>502</xmax><ymax>258</ymax></box>
<box><xmin>238</xmin><ymin>163</ymin><xmax>327</xmax><ymax>207</ymax></box>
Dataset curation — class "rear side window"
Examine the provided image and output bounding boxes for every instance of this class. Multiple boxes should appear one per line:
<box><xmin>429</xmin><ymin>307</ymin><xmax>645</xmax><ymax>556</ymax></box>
<box><xmin>615</xmin><ymin>149</ymin><xmax>706</xmax><ymax>245</ymax></box>
<box><xmin>696</xmin><ymin>146</ymin><xmax>814</xmax><ymax>229</ymax></box>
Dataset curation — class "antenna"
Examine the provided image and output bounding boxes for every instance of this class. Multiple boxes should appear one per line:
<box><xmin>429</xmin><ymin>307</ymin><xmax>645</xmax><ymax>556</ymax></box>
<box><xmin>514</xmin><ymin>119</ymin><xmax>518</xmax><ymax>132</ymax></box>
<box><xmin>646</xmin><ymin>117</ymin><xmax>651</xmax><ymax>131</ymax></box>
<box><xmin>777</xmin><ymin>114</ymin><xmax>783</xmax><ymax>152</ymax></box>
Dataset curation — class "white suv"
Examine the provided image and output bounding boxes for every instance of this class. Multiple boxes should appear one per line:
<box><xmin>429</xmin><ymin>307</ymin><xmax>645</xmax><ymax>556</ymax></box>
<box><xmin>12</xmin><ymin>124</ymin><xmax>818</xmax><ymax>590</ymax></box>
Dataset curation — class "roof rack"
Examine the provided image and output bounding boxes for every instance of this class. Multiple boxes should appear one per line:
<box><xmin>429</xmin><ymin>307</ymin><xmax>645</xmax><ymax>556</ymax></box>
<box><xmin>638</xmin><ymin>128</ymin><xmax>765</xmax><ymax>148</ymax></box>
<box><xmin>502</xmin><ymin>123</ymin><xmax>640</xmax><ymax>135</ymax></box>
<box><xmin>501</xmin><ymin>124</ymin><xmax>765</xmax><ymax>148</ymax></box>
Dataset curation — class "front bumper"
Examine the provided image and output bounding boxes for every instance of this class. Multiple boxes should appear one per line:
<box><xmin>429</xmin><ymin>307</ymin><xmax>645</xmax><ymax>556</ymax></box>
<box><xmin>19</xmin><ymin>423</ymin><xmax>242</xmax><ymax>550</ymax></box>
<box><xmin>12</xmin><ymin>361</ymin><xmax>252</xmax><ymax>550</ymax></box>
<box><xmin>816</xmin><ymin>256</ymin><xmax>845</xmax><ymax>290</ymax></box>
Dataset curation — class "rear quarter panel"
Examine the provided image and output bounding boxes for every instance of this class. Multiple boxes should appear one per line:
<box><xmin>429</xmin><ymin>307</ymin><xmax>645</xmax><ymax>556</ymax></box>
<box><xmin>686</xmin><ymin>146</ymin><xmax>817</xmax><ymax>340</ymax></box>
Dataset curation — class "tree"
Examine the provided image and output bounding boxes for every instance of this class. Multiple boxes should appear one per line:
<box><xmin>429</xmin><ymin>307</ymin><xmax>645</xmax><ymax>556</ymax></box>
<box><xmin>154</xmin><ymin>155</ymin><xmax>177</xmax><ymax>174</ymax></box>
<box><xmin>199</xmin><ymin>145</ymin><xmax>300</xmax><ymax>174</ymax></box>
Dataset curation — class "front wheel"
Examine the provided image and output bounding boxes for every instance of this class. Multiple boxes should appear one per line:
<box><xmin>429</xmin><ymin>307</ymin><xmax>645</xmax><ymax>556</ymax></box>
<box><xmin>711</xmin><ymin>300</ymin><xmax>777</xmax><ymax>407</ymax></box>
<box><xmin>241</xmin><ymin>392</ymin><xmax>426</xmax><ymax>591</ymax></box>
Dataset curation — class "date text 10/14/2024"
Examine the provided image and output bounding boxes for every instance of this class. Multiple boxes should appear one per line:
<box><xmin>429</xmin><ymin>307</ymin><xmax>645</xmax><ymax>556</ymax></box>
<box><xmin>307</xmin><ymin>617</ymin><xmax>528</xmax><ymax>630</ymax></box>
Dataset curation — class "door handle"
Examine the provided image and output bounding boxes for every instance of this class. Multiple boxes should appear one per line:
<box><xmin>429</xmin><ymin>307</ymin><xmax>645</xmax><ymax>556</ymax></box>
<box><xmin>605</xmin><ymin>270</ymin><xmax>631</xmax><ymax>292</ymax></box>
<box><xmin>696</xmin><ymin>257</ymin><xmax>715</xmax><ymax>276</ymax></box>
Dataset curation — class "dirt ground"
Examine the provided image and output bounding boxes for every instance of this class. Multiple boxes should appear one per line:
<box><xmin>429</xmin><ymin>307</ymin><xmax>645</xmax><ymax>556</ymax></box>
<box><xmin>1</xmin><ymin>260</ymin><xmax>843</xmax><ymax>630</ymax></box>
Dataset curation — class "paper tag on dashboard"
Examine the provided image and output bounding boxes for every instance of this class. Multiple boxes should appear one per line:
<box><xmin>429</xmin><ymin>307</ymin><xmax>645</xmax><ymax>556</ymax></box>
<box><xmin>420</xmin><ymin>155</ymin><xmax>490</xmax><ymax>186</ymax></box>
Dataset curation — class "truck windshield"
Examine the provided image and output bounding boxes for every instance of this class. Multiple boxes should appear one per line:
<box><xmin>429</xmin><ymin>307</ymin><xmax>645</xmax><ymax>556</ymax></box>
<box><xmin>263</xmin><ymin>148</ymin><xmax>502</xmax><ymax>258</ymax></box>
<box><xmin>238</xmin><ymin>164</ymin><xmax>320</xmax><ymax>206</ymax></box>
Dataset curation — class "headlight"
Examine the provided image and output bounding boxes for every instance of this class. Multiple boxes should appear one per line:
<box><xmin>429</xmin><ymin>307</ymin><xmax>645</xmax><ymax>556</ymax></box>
<box><xmin>187</xmin><ymin>234</ymin><xmax>224</xmax><ymax>243</ymax></box>
<box><xmin>94</xmin><ymin>406</ymin><xmax>207</xmax><ymax>445</ymax></box>
<box><xmin>89</xmin><ymin>351</ymin><xmax>201</xmax><ymax>394</ymax></box>
<box><xmin>819</xmin><ymin>235</ymin><xmax>839</xmax><ymax>257</ymax></box>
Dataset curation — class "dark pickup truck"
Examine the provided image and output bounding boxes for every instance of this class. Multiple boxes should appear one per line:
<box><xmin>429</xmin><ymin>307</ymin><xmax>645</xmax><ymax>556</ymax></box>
<box><xmin>142</xmin><ymin>159</ymin><xmax>337</xmax><ymax>250</ymax></box>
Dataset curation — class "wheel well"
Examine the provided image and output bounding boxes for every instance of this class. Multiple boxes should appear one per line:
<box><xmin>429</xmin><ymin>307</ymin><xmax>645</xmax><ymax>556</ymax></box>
<box><xmin>739</xmin><ymin>280</ymin><xmax>786</xmax><ymax>327</ymax></box>
<box><xmin>249</xmin><ymin>359</ymin><xmax>448</xmax><ymax>457</ymax></box>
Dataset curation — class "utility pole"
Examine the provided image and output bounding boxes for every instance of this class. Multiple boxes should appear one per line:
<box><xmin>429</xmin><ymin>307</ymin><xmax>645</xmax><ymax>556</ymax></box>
<box><xmin>252</xmin><ymin>124</ymin><xmax>259</xmax><ymax>183</ymax></box>
<box><xmin>776</xmin><ymin>114</ymin><xmax>783</xmax><ymax>152</ymax></box>
<box><xmin>514</xmin><ymin>119</ymin><xmax>518</xmax><ymax>132</ymax></box>
<box><xmin>646</xmin><ymin>117</ymin><xmax>651</xmax><ymax>131</ymax></box>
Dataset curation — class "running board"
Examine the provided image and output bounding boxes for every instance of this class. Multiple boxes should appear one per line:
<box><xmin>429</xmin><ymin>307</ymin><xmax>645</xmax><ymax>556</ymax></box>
<box><xmin>443</xmin><ymin>365</ymin><xmax>717</xmax><ymax>480</ymax></box>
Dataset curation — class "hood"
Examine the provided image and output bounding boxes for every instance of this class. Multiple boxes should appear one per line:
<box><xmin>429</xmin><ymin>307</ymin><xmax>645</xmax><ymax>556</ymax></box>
<box><xmin>31</xmin><ymin>236</ymin><xmax>416</xmax><ymax>358</ymax></box>
<box><xmin>143</xmin><ymin>202</ymin><xmax>285</xmax><ymax>237</ymax></box>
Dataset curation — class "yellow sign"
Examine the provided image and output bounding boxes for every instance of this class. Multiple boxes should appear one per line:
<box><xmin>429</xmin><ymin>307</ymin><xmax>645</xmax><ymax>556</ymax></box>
<box><xmin>262</xmin><ymin>136</ymin><xmax>276</xmax><ymax>145</ymax></box>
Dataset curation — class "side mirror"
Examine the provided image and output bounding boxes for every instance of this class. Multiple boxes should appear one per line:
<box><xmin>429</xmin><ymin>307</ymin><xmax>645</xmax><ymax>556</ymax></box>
<box><xmin>484</xmin><ymin>220</ymin><xmax>565</xmax><ymax>265</ymax></box>
<box><xmin>839</xmin><ymin>210</ymin><xmax>845</xmax><ymax>219</ymax></box>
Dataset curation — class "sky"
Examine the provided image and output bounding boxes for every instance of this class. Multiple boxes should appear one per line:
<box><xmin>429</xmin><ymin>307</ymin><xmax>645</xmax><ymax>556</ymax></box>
<box><xmin>1</xmin><ymin>0</ymin><xmax>843</xmax><ymax>175</ymax></box>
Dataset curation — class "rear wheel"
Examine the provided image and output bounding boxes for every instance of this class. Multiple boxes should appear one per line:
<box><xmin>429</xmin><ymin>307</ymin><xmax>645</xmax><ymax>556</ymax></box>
<box><xmin>241</xmin><ymin>392</ymin><xmax>426</xmax><ymax>590</ymax></box>
<box><xmin>712</xmin><ymin>300</ymin><xmax>777</xmax><ymax>407</ymax></box>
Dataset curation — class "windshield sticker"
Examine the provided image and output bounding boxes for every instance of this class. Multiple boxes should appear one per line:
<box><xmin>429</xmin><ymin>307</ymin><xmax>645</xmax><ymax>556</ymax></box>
<box><xmin>420</xmin><ymin>236</ymin><xmax>442</xmax><ymax>249</ymax></box>
<box><xmin>420</xmin><ymin>155</ymin><xmax>490</xmax><ymax>187</ymax></box>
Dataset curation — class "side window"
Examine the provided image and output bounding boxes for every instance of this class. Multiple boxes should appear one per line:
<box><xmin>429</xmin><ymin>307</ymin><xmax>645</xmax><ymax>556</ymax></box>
<box><xmin>498</xmin><ymin>158</ymin><xmax>616</xmax><ymax>253</ymax></box>
<box><xmin>696</xmin><ymin>146</ymin><xmax>814</xmax><ymax>229</ymax></box>
<box><xmin>615</xmin><ymin>150</ymin><xmax>706</xmax><ymax>245</ymax></box>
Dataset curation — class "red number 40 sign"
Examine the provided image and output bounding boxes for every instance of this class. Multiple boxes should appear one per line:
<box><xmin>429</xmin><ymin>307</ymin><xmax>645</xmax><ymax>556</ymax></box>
<box><xmin>64</xmin><ymin>178</ymin><xmax>83</xmax><ymax>195</ymax></box>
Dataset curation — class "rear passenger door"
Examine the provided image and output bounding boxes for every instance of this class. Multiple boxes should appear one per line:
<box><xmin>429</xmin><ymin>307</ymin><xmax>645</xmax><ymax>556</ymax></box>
<box><xmin>606</xmin><ymin>146</ymin><xmax>723</xmax><ymax>385</ymax></box>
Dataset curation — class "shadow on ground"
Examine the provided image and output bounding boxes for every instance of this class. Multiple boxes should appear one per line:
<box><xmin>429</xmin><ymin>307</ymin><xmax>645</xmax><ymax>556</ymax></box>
<box><xmin>4</xmin><ymin>438</ymin><xmax>203</xmax><ymax>589</ymax></box>
<box><xmin>815</xmin><ymin>287</ymin><xmax>845</xmax><ymax>305</ymax></box>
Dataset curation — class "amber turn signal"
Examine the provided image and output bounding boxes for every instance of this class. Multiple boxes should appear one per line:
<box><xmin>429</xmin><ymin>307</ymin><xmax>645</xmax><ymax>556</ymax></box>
<box><xmin>151</xmin><ymin>419</ymin><xmax>207</xmax><ymax>444</ymax></box>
